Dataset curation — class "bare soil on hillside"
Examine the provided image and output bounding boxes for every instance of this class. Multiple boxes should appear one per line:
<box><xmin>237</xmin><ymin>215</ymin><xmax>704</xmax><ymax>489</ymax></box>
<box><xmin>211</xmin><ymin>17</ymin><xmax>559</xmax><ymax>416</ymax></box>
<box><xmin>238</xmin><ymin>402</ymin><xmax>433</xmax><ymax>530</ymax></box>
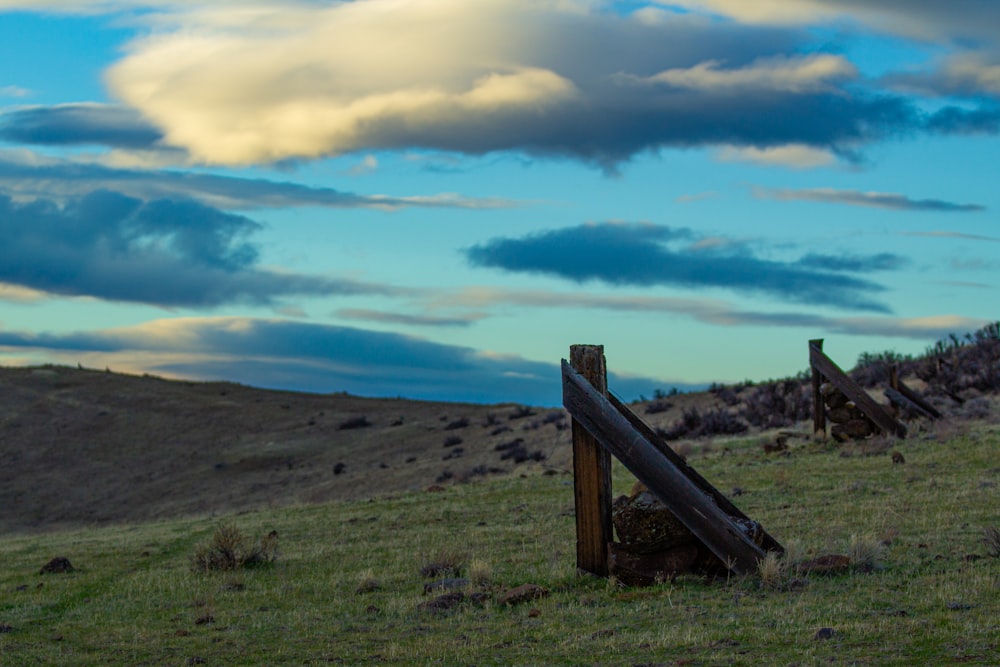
<box><xmin>3</xmin><ymin>362</ymin><xmax>988</xmax><ymax>534</ymax></box>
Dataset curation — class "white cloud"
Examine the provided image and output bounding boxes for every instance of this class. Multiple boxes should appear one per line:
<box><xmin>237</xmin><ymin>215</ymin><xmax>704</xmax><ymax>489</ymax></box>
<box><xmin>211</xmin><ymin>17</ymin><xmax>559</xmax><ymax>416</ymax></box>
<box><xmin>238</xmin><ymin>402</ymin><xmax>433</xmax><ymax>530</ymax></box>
<box><xmin>641</xmin><ymin>54</ymin><xmax>856</xmax><ymax>93</ymax></box>
<box><xmin>716</xmin><ymin>143</ymin><xmax>838</xmax><ymax>168</ymax></box>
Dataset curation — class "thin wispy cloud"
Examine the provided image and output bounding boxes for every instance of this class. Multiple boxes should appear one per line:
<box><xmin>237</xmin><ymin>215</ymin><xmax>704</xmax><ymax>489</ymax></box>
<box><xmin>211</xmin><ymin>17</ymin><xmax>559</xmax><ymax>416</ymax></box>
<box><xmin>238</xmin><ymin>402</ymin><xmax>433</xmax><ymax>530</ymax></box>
<box><xmin>334</xmin><ymin>308</ymin><xmax>488</xmax><ymax>328</ymax></box>
<box><xmin>0</xmin><ymin>85</ymin><xmax>31</xmax><ymax>98</ymax></box>
<box><xmin>465</xmin><ymin>223</ymin><xmax>896</xmax><ymax>312</ymax></box>
<box><xmin>424</xmin><ymin>286</ymin><xmax>979</xmax><ymax>340</ymax></box>
<box><xmin>756</xmin><ymin>187</ymin><xmax>985</xmax><ymax>212</ymax></box>
<box><xmin>900</xmin><ymin>231</ymin><xmax>1000</xmax><ymax>242</ymax></box>
<box><xmin>0</xmin><ymin>154</ymin><xmax>520</xmax><ymax>211</ymax></box>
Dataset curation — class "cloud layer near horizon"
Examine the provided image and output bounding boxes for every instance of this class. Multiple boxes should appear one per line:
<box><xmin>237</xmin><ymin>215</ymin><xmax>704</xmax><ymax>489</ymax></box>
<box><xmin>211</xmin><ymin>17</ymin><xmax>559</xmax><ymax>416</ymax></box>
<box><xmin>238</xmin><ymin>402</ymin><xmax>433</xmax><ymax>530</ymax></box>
<box><xmin>0</xmin><ymin>316</ymin><xmax>692</xmax><ymax>404</ymax></box>
<box><xmin>0</xmin><ymin>312</ymin><xmax>984</xmax><ymax>404</ymax></box>
<box><xmin>465</xmin><ymin>223</ymin><xmax>899</xmax><ymax>312</ymax></box>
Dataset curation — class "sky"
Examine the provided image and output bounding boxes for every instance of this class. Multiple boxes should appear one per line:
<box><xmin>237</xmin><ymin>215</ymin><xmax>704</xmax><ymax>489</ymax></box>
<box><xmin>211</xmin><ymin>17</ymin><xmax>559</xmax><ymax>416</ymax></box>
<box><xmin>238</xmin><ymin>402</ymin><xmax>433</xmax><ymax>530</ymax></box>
<box><xmin>0</xmin><ymin>0</ymin><xmax>997</xmax><ymax>406</ymax></box>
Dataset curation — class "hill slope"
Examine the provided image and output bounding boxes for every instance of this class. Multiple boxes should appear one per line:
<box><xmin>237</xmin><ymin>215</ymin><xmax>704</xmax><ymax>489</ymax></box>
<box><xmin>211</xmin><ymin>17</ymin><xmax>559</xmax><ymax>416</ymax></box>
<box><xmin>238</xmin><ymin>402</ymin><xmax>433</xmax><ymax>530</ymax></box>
<box><xmin>1</xmin><ymin>365</ymin><xmax>578</xmax><ymax>532</ymax></box>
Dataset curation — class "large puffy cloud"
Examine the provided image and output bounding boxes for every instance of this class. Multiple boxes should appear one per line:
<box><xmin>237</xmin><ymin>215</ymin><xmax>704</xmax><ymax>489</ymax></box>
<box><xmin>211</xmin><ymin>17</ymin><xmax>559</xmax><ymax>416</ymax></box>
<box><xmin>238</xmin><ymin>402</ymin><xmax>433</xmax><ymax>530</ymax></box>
<box><xmin>661</xmin><ymin>1</ymin><xmax>1000</xmax><ymax>42</ymax></box>
<box><xmin>465</xmin><ymin>222</ymin><xmax>897</xmax><ymax>312</ymax></box>
<box><xmin>0</xmin><ymin>190</ymin><xmax>405</xmax><ymax>307</ymax></box>
<box><xmin>99</xmin><ymin>0</ymin><xmax>927</xmax><ymax>167</ymax></box>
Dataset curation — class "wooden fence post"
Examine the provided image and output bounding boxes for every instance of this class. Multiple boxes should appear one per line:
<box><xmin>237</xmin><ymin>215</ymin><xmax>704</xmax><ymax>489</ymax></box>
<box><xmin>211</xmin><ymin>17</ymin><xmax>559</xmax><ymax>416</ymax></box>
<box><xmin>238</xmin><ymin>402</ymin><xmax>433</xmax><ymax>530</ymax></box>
<box><xmin>810</xmin><ymin>339</ymin><xmax>826</xmax><ymax>434</ymax></box>
<box><xmin>570</xmin><ymin>345</ymin><xmax>613</xmax><ymax>577</ymax></box>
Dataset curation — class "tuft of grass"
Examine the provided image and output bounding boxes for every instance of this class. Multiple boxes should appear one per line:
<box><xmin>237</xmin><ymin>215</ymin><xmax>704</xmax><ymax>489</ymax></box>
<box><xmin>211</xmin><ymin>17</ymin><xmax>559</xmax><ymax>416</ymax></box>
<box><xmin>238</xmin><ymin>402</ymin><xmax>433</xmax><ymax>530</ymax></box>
<box><xmin>468</xmin><ymin>558</ymin><xmax>493</xmax><ymax>587</ymax></box>
<box><xmin>191</xmin><ymin>523</ymin><xmax>278</xmax><ymax>573</ymax></box>
<box><xmin>756</xmin><ymin>551</ymin><xmax>786</xmax><ymax>590</ymax></box>
<box><xmin>419</xmin><ymin>548</ymin><xmax>466</xmax><ymax>578</ymax></box>
<box><xmin>847</xmin><ymin>533</ymin><xmax>886</xmax><ymax>572</ymax></box>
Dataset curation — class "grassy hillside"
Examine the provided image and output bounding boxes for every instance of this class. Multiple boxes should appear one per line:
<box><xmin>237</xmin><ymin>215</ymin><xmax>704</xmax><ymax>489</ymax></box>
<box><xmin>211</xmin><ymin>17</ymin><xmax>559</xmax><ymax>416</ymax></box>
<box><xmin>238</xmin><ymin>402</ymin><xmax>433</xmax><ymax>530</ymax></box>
<box><xmin>2</xmin><ymin>419</ymin><xmax>998</xmax><ymax>665</ymax></box>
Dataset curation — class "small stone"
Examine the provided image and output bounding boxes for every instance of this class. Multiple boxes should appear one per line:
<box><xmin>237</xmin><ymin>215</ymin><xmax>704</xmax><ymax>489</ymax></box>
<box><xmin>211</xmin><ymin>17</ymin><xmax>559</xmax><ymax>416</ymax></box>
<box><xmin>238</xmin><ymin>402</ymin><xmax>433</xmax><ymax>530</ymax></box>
<box><xmin>797</xmin><ymin>554</ymin><xmax>850</xmax><ymax>576</ymax></box>
<box><xmin>423</xmin><ymin>578</ymin><xmax>469</xmax><ymax>594</ymax></box>
<box><xmin>417</xmin><ymin>592</ymin><xmax>464</xmax><ymax>614</ymax></box>
<box><xmin>814</xmin><ymin>627</ymin><xmax>835</xmax><ymax>640</ymax></box>
<box><xmin>39</xmin><ymin>557</ymin><xmax>74</xmax><ymax>575</ymax></box>
<box><xmin>497</xmin><ymin>583</ymin><xmax>548</xmax><ymax>606</ymax></box>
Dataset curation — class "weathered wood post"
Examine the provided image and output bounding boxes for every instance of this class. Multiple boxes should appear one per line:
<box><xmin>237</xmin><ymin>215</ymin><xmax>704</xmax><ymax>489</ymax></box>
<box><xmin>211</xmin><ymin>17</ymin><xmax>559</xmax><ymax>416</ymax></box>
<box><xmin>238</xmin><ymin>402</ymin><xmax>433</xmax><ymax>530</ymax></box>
<box><xmin>810</xmin><ymin>339</ymin><xmax>826</xmax><ymax>434</ymax></box>
<box><xmin>570</xmin><ymin>344</ymin><xmax>613</xmax><ymax>576</ymax></box>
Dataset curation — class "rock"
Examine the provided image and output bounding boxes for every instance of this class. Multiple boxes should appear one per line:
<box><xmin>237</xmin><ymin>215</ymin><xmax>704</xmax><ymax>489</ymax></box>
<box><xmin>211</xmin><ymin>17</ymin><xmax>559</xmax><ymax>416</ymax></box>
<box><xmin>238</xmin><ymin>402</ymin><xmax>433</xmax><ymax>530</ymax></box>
<box><xmin>39</xmin><ymin>557</ymin><xmax>74</xmax><ymax>575</ymax></box>
<box><xmin>797</xmin><ymin>554</ymin><xmax>851</xmax><ymax>576</ymax></box>
<box><xmin>831</xmin><ymin>418</ymin><xmax>875</xmax><ymax>441</ymax></box>
<box><xmin>498</xmin><ymin>583</ymin><xmax>548</xmax><ymax>606</ymax></box>
<box><xmin>417</xmin><ymin>592</ymin><xmax>464</xmax><ymax>614</ymax></box>
<box><xmin>612</xmin><ymin>491</ymin><xmax>695</xmax><ymax>553</ymax></box>
<box><xmin>423</xmin><ymin>578</ymin><xmax>469</xmax><ymax>594</ymax></box>
<box><xmin>608</xmin><ymin>542</ymin><xmax>698</xmax><ymax>586</ymax></box>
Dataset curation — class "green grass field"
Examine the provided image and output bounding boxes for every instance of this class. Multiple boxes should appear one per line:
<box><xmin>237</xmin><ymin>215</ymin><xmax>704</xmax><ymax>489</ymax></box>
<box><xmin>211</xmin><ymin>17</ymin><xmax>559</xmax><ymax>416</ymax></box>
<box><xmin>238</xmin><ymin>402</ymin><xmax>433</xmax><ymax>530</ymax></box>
<box><xmin>2</xmin><ymin>422</ymin><xmax>998</xmax><ymax>666</ymax></box>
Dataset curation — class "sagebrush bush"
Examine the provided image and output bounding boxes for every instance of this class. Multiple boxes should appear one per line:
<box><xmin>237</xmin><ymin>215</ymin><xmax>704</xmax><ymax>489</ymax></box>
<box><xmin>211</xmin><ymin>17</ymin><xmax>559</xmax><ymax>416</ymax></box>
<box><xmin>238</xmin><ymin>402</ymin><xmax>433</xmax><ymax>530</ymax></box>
<box><xmin>741</xmin><ymin>380</ymin><xmax>811</xmax><ymax>429</ymax></box>
<box><xmin>660</xmin><ymin>406</ymin><xmax>747</xmax><ymax>441</ymax></box>
<box><xmin>191</xmin><ymin>523</ymin><xmax>278</xmax><ymax>573</ymax></box>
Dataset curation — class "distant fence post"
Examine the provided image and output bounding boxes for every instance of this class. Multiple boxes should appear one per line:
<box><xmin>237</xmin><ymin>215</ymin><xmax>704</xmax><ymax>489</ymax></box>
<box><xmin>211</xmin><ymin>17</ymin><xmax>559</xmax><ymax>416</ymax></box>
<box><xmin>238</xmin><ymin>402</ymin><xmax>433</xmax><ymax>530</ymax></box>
<box><xmin>810</xmin><ymin>339</ymin><xmax>826</xmax><ymax>434</ymax></box>
<box><xmin>570</xmin><ymin>344</ymin><xmax>613</xmax><ymax>577</ymax></box>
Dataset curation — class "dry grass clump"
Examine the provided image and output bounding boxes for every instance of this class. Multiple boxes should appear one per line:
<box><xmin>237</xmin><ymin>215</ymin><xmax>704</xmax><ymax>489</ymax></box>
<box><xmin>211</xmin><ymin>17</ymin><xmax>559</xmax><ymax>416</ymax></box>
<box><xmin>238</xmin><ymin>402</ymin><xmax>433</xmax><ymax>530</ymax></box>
<box><xmin>847</xmin><ymin>533</ymin><xmax>886</xmax><ymax>572</ymax></box>
<box><xmin>756</xmin><ymin>551</ymin><xmax>787</xmax><ymax>590</ymax></box>
<box><xmin>467</xmin><ymin>558</ymin><xmax>493</xmax><ymax>587</ymax></box>
<box><xmin>191</xmin><ymin>523</ymin><xmax>279</xmax><ymax>573</ymax></box>
<box><xmin>419</xmin><ymin>548</ymin><xmax>467</xmax><ymax>578</ymax></box>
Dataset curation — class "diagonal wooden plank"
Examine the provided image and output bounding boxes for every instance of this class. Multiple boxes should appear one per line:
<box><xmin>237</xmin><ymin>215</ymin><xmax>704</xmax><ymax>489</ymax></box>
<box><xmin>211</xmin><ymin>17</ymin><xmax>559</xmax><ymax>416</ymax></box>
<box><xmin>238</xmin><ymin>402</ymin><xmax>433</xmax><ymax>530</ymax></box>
<box><xmin>608</xmin><ymin>393</ymin><xmax>784</xmax><ymax>555</ymax></box>
<box><xmin>562</xmin><ymin>360</ymin><xmax>769</xmax><ymax>575</ymax></box>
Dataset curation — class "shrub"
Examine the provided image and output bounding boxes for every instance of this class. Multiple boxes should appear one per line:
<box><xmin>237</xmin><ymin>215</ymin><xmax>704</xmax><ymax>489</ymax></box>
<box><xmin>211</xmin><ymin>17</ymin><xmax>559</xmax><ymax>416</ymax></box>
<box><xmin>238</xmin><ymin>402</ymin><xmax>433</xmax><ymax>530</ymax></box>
<box><xmin>191</xmin><ymin>524</ymin><xmax>278</xmax><ymax>573</ymax></box>
<box><xmin>338</xmin><ymin>416</ymin><xmax>371</xmax><ymax>430</ymax></box>
<box><xmin>643</xmin><ymin>400</ymin><xmax>672</xmax><ymax>415</ymax></box>
<box><xmin>508</xmin><ymin>406</ymin><xmax>535</xmax><ymax>420</ymax></box>
<box><xmin>660</xmin><ymin>406</ymin><xmax>747</xmax><ymax>440</ymax></box>
<box><xmin>444</xmin><ymin>417</ymin><xmax>470</xmax><ymax>430</ymax></box>
<box><xmin>741</xmin><ymin>380</ymin><xmax>811</xmax><ymax>429</ymax></box>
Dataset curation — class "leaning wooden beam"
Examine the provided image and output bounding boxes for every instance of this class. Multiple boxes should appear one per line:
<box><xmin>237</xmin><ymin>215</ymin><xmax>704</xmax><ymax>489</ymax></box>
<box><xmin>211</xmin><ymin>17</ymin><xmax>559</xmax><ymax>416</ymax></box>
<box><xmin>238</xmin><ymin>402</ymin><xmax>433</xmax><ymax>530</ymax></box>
<box><xmin>562</xmin><ymin>360</ymin><xmax>768</xmax><ymax>575</ymax></box>
<box><xmin>885</xmin><ymin>388</ymin><xmax>940</xmax><ymax>421</ymax></box>
<box><xmin>808</xmin><ymin>341</ymin><xmax>907</xmax><ymax>438</ymax></box>
<box><xmin>608</xmin><ymin>393</ymin><xmax>783</xmax><ymax>555</ymax></box>
<box><xmin>890</xmin><ymin>367</ymin><xmax>943</xmax><ymax>419</ymax></box>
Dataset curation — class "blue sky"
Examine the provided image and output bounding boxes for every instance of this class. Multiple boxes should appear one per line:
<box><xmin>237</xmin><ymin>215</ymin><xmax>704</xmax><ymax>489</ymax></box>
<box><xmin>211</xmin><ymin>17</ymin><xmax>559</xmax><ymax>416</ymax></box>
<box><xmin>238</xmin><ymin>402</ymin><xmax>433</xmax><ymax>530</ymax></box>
<box><xmin>0</xmin><ymin>1</ymin><xmax>997</xmax><ymax>405</ymax></box>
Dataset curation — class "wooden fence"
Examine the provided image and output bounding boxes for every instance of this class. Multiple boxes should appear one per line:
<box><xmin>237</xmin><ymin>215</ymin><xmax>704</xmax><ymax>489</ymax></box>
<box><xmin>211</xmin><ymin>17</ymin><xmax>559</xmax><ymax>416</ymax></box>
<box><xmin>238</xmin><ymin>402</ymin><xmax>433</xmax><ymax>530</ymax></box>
<box><xmin>809</xmin><ymin>339</ymin><xmax>908</xmax><ymax>438</ymax></box>
<box><xmin>562</xmin><ymin>345</ymin><xmax>782</xmax><ymax>578</ymax></box>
